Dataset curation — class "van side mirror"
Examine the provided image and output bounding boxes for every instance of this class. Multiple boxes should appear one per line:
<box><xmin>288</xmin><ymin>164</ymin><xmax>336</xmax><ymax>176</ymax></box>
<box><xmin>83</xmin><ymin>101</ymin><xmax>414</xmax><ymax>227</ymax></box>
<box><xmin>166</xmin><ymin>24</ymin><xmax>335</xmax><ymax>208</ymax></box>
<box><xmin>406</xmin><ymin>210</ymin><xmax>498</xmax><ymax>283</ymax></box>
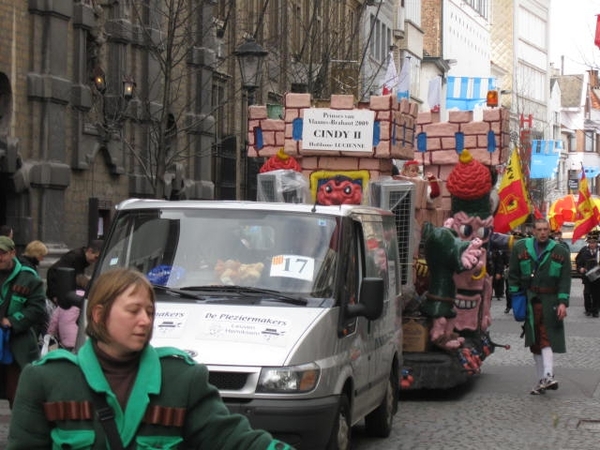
<box><xmin>346</xmin><ymin>277</ymin><xmax>384</xmax><ymax>321</ymax></box>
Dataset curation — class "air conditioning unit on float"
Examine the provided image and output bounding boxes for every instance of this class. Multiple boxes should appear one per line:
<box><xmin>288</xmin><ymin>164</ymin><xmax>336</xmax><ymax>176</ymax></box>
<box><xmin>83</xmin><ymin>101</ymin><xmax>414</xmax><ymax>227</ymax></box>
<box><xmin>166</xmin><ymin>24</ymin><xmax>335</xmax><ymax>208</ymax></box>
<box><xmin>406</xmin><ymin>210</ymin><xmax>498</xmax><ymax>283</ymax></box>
<box><xmin>256</xmin><ymin>170</ymin><xmax>309</xmax><ymax>204</ymax></box>
<box><xmin>370</xmin><ymin>179</ymin><xmax>416</xmax><ymax>286</ymax></box>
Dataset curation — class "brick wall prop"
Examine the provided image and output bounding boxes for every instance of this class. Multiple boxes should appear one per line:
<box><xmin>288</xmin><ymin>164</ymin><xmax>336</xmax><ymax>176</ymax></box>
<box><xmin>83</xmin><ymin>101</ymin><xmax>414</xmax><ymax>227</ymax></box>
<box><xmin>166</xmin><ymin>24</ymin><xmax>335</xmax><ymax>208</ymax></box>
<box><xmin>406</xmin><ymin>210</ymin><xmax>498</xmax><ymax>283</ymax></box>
<box><xmin>247</xmin><ymin>93</ymin><xmax>510</xmax><ymax>224</ymax></box>
<box><xmin>247</xmin><ymin>93</ymin><xmax>418</xmax><ymax>182</ymax></box>
<box><xmin>415</xmin><ymin>108</ymin><xmax>510</xmax><ymax>212</ymax></box>
<box><xmin>248</xmin><ymin>93</ymin><xmax>508</xmax><ymax>188</ymax></box>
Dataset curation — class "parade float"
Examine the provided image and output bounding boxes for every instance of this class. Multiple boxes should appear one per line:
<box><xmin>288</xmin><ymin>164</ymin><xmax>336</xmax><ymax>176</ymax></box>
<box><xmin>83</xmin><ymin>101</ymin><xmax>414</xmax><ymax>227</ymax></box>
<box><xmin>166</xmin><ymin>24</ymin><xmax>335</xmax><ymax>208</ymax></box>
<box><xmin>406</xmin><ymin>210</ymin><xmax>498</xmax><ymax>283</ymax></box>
<box><xmin>247</xmin><ymin>92</ymin><xmax>511</xmax><ymax>389</ymax></box>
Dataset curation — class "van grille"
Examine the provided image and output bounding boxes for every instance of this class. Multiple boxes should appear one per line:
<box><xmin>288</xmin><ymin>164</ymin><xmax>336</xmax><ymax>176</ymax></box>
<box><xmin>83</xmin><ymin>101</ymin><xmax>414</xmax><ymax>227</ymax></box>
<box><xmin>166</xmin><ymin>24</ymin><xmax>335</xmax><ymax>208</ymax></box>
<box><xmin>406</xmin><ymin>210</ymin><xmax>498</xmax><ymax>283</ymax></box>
<box><xmin>208</xmin><ymin>371</ymin><xmax>249</xmax><ymax>390</ymax></box>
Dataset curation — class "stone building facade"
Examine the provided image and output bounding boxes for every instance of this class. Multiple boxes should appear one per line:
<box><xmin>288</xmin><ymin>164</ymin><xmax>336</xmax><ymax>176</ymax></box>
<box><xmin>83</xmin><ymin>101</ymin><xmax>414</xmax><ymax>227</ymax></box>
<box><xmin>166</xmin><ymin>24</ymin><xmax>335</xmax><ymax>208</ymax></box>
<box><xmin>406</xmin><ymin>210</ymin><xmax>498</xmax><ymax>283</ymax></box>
<box><xmin>0</xmin><ymin>0</ymin><xmax>216</xmax><ymax>254</ymax></box>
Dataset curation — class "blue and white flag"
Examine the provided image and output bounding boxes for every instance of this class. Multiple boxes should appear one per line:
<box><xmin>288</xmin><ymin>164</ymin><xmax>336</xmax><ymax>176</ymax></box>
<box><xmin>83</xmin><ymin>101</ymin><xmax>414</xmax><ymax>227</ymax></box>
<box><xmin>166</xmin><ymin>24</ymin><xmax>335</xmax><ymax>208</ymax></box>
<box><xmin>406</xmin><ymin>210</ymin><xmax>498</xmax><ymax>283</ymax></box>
<box><xmin>397</xmin><ymin>56</ymin><xmax>411</xmax><ymax>100</ymax></box>
<box><xmin>529</xmin><ymin>140</ymin><xmax>561</xmax><ymax>179</ymax></box>
<box><xmin>446</xmin><ymin>76</ymin><xmax>496</xmax><ymax>110</ymax></box>
<box><xmin>584</xmin><ymin>166</ymin><xmax>600</xmax><ymax>178</ymax></box>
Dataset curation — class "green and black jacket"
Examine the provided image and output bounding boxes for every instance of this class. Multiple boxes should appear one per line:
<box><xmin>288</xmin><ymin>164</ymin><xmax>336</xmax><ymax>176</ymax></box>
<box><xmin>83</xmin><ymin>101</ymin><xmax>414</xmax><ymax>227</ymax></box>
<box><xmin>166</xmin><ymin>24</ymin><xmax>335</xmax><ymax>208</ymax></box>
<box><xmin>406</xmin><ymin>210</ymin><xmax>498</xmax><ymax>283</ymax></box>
<box><xmin>7</xmin><ymin>340</ymin><xmax>293</xmax><ymax>449</ymax></box>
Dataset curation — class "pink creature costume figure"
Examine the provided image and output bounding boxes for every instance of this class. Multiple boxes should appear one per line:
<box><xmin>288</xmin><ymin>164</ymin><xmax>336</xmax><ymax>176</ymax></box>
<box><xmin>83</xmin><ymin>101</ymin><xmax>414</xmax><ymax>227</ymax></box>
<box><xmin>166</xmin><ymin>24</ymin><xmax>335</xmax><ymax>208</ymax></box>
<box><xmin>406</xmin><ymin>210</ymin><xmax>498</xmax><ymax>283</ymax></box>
<box><xmin>430</xmin><ymin>150</ymin><xmax>495</xmax><ymax>373</ymax></box>
<box><xmin>395</xmin><ymin>160</ymin><xmax>441</xmax><ymax>203</ymax></box>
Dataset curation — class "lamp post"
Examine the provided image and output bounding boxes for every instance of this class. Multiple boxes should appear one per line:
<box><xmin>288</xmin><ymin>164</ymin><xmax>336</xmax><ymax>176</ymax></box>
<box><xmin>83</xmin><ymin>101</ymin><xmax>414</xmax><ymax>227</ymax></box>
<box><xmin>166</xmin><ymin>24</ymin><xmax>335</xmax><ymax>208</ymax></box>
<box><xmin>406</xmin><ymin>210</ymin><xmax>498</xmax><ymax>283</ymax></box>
<box><xmin>92</xmin><ymin>65</ymin><xmax>135</xmax><ymax>142</ymax></box>
<box><xmin>234</xmin><ymin>38</ymin><xmax>268</xmax><ymax>199</ymax></box>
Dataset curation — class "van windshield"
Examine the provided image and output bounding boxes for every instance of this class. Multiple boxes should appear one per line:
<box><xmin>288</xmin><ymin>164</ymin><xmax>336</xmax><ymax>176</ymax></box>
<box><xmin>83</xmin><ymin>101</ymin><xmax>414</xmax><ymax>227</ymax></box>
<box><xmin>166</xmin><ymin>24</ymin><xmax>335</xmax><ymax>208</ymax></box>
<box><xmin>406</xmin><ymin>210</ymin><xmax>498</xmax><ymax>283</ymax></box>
<box><xmin>98</xmin><ymin>208</ymin><xmax>340</xmax><ymax>301</ymax></box>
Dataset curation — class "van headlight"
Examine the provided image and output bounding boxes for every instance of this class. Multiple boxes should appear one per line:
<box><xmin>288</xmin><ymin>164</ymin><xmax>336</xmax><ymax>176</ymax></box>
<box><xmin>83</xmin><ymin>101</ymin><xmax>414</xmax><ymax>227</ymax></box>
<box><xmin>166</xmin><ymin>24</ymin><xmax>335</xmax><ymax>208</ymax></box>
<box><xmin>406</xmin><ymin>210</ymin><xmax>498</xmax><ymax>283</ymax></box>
<box><xmin>257</xmin><ymin>362</ymin><xmax>320</xmax><ymax>393</ymax></box>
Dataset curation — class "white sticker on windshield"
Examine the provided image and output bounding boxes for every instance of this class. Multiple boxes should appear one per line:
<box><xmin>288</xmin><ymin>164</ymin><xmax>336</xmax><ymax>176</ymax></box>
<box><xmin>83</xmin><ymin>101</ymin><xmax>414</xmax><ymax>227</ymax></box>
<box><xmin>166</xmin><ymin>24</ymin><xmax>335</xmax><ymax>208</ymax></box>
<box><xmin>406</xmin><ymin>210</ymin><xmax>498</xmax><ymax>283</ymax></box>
<box><xmin>270</xmin><ymin>254</ymin><xmax>314</xmax><ymax>281</ymax></box>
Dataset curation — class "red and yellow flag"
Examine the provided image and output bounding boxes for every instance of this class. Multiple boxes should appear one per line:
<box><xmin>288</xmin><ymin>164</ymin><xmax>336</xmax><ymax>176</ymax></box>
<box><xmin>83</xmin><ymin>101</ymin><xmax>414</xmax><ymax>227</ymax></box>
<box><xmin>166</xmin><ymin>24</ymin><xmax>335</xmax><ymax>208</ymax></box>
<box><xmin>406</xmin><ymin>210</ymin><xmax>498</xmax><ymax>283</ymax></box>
<box><xmin>572</xmin><ymin>170</ymin><xmax>600</xmax><ymax>242</ymax></box>
<box><xmin>494</xmin><ymin>150</ymin><xmax>531</xmax><ymax>233</ymax></box>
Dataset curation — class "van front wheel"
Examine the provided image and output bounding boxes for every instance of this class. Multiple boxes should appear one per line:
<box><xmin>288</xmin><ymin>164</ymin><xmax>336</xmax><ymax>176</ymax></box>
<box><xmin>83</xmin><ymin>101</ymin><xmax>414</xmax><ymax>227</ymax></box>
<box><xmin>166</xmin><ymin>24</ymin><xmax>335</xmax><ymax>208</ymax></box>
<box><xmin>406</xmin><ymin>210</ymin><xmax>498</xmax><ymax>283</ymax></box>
<box><xmin>326</xmin><ymin>394</ymin><xmax>351</xmax><ymax>450</ymax></box>
<box><xmin>364</xmin><ymin>370</ymin><xmax>397</xmax><ymax>437</ymax></box>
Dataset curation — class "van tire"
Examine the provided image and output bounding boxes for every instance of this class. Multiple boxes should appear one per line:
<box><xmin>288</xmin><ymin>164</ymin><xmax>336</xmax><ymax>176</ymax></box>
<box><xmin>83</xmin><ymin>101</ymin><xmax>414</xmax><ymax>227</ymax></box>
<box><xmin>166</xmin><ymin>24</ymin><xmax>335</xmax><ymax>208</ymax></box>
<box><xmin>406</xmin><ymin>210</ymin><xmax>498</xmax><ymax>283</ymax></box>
<box><xmin>326</xmin><ymin>394</ymin><xmax>351</xmax><ymax>450</ymax></box>
<box><xmin>364</xmin><ymin>370</ymin><xmax>397</xmax><ymax>437</ymax></box>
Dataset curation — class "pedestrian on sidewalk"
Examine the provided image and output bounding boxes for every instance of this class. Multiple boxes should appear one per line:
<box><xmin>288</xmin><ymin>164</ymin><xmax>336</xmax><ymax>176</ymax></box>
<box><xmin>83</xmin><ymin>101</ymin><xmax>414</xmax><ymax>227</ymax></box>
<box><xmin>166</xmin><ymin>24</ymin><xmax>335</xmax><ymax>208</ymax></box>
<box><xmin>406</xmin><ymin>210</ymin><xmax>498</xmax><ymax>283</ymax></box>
<box><xmin>7</xmin><ymin>268</ymin><xmax>293</xmax><ymax>450</ymax></box>
<box><xmin>44</xmin><ymin>274</ymin><xmax>88</xmax><ymax>352</ymax></box>
<box><xmin>575</xmin><ymin>231</ymin><xmax>600</xmax><ymax>317</ymax></box>
<box><xmin>45</xmin><ymin>239</ymin><xmax>102</xmax><ymax>305</ymax></box>
<box><xmin>552</xmin><ymin>229</ymin><xmax>570</xmax><ymax>251</ymax></box>
<box><xmin>488</xmin><ymin>247</ymin><xmax>508</xmax><ymax>300</ymax></box>
<box><xmin>17</xmin><ymin>240</ymin><xmax>48</xmax><ymax>274</ymax></box>
<box><xmin>503</xmin><ymin>267</ymin><xmax>512</xmax><ymax>314</ymax></box>
<box><xmin>0</xmin><ymin>236</ymin><xmax>47</xmax><ymax>408</ymax></box>
<box><xmin>0</xmin><ymin>226</ymin><xmax>13</xmax><ymax>240</ymax></box>
<box><xmin>507</xmin><ymin>218</ymin><xmax>571</xmax><ymax>395</ymax></box>
<box><xmin>503</xmin><ymin>231</ymin><xmax>526</xmax><ymax>314</ymax></box>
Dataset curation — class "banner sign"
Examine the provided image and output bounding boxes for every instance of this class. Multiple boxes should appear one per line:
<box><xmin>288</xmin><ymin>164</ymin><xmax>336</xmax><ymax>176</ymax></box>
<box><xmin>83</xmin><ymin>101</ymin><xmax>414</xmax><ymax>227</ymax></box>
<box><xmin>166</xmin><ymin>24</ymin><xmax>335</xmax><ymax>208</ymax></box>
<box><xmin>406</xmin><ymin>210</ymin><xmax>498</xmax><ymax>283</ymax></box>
<box><xmin>302</xmin><ymin>108</ymin><xmax>374</xmax><ymax>152</ymax></box>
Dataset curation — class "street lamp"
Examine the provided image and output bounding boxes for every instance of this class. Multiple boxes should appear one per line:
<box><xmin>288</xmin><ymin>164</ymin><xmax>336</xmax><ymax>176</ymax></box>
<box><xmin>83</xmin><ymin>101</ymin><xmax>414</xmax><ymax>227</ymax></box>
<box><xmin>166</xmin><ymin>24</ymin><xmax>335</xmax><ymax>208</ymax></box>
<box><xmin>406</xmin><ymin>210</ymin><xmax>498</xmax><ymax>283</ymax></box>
<box><xmin>234</xmin><ymin>38</ymin><xmax>268</xmax><ymax>199</ymax></box>
<box><xmin>234</xmin><ymin>38</ymin><xmax>268</xmax><ymax>105</ymax></box>
<box><xmin>91</xmin><ymin>65</ymin><xmax>136</xmax><ymax>141</ymax></box>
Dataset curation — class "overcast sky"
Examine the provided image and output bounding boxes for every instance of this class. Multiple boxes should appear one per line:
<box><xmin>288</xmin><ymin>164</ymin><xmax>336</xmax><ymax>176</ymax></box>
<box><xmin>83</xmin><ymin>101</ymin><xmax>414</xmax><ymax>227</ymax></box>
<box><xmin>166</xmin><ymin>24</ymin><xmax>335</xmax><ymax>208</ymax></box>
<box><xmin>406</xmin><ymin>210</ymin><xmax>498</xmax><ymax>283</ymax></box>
<box><xmin>550</xmin><ymin>0</ymin><xmax>600</xmax><ymax>74</ymax></box>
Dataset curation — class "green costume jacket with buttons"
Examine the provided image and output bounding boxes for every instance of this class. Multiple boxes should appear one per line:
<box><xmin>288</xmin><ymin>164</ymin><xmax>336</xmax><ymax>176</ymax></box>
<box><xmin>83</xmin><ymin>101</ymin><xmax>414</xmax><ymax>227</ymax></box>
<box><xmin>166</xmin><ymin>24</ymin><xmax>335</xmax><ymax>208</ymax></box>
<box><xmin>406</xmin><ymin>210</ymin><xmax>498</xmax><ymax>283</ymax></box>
<box><xmin>507</xmin><ymin>237</ymin><xmax>571</xmax><ymax>352</ymax></box>
<box><xmin>7</xmin><ymin>340</ymin><xmax>293</xmax><ymax>450</ymax></box>
<box><xmin>0</xmin><ymin>257</ymin><xmax>46</xmax><ymax>367</ymax></box>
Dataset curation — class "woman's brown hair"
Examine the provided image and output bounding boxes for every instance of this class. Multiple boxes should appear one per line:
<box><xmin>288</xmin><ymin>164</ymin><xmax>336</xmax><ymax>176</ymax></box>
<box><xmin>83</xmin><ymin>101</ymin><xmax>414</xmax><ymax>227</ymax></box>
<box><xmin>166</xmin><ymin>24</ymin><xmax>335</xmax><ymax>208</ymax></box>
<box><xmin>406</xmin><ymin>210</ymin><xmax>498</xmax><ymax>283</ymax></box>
<box><xmin>85</xmin><ymin>268</ymin><xmax>155</xmax><ymax>342</ymax></box>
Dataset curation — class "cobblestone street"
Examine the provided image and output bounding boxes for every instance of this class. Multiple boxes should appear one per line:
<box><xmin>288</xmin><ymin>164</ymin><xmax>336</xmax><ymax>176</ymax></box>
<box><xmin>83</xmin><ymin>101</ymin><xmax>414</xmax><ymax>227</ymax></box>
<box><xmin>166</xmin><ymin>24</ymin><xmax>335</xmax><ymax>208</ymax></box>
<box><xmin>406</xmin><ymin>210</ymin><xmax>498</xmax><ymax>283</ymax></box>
<box><xmin>352</xmin><ymin>279</ymin><xmax>600</xmax><ymax>449</ymax></box>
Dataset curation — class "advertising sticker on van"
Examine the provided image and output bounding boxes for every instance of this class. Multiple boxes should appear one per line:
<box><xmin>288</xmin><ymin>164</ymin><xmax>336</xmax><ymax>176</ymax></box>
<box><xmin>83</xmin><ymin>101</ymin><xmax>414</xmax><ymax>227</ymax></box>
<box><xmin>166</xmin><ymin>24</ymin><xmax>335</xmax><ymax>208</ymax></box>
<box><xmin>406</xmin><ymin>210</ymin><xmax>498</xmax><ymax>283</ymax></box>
<box><xmin>155</xmin><ymin>310</ymin><xmax>188</xmax><ymax>338</ymax></box>
<box><xmin>201</xmin><ymin>312</ymin><xmax>289</xmax><ymax>345</ymax></box>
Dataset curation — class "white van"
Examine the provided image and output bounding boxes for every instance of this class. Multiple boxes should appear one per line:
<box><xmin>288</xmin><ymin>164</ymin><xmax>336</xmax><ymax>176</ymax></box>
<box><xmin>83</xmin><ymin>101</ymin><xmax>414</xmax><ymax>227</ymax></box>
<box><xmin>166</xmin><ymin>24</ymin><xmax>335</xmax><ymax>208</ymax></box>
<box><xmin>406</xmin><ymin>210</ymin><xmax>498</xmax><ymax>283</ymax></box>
<box><xmin>82</xmin><ymin>199</ymin><xmax>402</xmax><ymax>450</ymax></box>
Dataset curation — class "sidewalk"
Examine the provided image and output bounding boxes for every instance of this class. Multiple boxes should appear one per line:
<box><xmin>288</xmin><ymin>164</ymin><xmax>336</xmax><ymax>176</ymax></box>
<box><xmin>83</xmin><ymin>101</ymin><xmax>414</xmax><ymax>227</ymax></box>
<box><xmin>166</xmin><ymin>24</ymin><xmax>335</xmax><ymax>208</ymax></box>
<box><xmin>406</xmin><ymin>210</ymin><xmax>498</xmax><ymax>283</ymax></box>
<box><xmin>0</xmin><ymin>400</ymin><xmax>9</xmax><ymax>446</ymax></box>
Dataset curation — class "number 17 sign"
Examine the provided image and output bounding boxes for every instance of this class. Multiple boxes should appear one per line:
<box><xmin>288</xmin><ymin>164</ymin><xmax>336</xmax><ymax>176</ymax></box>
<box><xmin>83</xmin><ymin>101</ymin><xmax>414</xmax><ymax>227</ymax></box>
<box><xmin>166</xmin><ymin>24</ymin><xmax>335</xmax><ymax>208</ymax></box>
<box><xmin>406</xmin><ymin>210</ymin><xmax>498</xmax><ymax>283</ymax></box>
<box><xmin>270</xmin><ymin>254</ymin><xmax>315</xmax><ymax>281</ymax></box>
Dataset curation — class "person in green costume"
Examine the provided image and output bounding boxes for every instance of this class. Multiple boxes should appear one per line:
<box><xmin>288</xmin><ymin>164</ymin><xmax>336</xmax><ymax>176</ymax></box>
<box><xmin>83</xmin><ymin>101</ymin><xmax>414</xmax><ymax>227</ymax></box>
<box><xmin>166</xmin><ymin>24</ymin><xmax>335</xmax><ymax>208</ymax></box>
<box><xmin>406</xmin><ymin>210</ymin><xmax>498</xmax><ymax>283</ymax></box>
<box><xmin>0</xmin><ymin>236</ymin><xmax>47</xmax><ymax>409</ymax></box>
<box><xmin>7</xmin><ymin>267</ymin><xmax>293</xmax><ymax>449</ymax></box>
<box><xmin>507</xmin><ymin>218</ymin><xmax>570</xmax><ymax>395</ymax></box>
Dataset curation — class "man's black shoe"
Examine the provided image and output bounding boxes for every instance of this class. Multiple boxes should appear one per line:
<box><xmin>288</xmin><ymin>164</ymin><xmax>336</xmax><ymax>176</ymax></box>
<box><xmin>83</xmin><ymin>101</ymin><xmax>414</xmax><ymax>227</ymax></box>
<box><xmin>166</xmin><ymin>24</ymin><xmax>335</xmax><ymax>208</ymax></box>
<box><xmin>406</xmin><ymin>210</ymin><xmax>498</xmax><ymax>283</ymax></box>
<box><xmin>593</xmin><ymin>313</ymin><xmax>599</xmax><ymax>318</ymax></box>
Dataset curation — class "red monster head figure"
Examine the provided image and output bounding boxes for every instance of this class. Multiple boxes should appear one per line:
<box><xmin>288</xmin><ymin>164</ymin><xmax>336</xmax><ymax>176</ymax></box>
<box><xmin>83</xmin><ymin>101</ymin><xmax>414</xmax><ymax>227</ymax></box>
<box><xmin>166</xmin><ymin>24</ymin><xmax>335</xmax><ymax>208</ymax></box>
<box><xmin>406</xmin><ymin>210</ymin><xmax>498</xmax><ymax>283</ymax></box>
<box><xmin>316</xmin><ymin>176</ymin><xmax>363</xmax><ymax>205</ymax></box>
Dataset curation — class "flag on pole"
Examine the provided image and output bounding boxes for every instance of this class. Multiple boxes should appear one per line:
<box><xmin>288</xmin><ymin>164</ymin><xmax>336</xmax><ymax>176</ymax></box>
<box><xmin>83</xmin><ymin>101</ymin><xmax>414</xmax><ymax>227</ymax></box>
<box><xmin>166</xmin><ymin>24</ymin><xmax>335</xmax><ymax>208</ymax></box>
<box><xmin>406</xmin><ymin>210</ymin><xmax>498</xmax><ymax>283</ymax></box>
<box><xmin>446</xmin><ymin>76</ymin><xmax>496</xmax><ymax>110</ymax></box>
<box><xmin>382</xmin><ymin>52</ymin><xmax>398</xmax><ymax>95</ymax></box>
<box><xmin>529</xmin><ymin>140</ymin><xmax>561</xmax><ymax>179</ymax></box>
<box><xmin>494</xmin><ymin>149</ymin><xmax>531</xmax><ymax>233</ymax></box>
<box><xmin>595</xmin><ymin>14</ymin><xmax>600</xmax><ymax>49</ymax></box>
<box><xmin>428</xmin><ymin>76</ymin><xmax>442</xmax><ymax>112</ymax></box>
<box><xmin>572</xmin><ymin>170</ymin><xmax>600</xmax><ymax>242</ymax></box>
<box><xmin>397</xmin><ymin>56</ymin><xmax>411</xmax><ymax>100</ymax></box>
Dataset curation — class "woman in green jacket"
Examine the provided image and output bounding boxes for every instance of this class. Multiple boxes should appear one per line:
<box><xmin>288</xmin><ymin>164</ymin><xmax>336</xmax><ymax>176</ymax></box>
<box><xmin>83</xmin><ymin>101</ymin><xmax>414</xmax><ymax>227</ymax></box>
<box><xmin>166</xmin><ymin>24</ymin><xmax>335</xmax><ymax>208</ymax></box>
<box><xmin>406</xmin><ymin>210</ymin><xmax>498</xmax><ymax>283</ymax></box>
<box><xmin>8</xmin><ymin>267</ymin><xmax>293</xmax><ymax>449</ymax></box>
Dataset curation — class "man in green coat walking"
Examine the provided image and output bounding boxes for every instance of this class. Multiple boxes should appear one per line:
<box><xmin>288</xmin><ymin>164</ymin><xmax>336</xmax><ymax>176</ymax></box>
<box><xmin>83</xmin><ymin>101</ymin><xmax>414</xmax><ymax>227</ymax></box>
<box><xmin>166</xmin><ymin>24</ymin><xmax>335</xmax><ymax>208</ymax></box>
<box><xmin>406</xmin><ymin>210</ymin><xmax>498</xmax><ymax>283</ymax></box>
<box><xmin>0</xmin><ymin>236</ymin><xmax>47</xmax><ymax>407</ymax></box>
<box><xmin>507</xmin><ymin>218</ymin><xmax>571</xmax><ymax>395</ymax></box>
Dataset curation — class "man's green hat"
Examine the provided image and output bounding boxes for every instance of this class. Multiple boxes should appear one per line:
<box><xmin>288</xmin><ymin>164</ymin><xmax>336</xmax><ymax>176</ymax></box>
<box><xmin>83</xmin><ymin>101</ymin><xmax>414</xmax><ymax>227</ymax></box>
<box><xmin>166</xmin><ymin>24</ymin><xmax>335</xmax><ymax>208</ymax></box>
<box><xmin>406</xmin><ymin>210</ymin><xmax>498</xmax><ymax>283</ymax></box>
<box><xmin>0</xmin><ymin>236</ymin><xmax>15</xmax><ymax>252</ymax></box>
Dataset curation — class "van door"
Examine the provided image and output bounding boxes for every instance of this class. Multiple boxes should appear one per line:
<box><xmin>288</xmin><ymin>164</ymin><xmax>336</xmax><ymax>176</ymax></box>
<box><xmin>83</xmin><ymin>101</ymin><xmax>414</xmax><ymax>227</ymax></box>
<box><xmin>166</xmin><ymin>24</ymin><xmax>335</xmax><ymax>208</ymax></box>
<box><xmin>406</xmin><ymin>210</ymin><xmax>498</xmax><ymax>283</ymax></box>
<box><xmin>337</xmin><ymin>219</ymin><xmax>370</xmax><ymax>420</ymax></box>
<box><xmin>361</xmin><ymin>216</ymin><xmax>394</xmax><ymax>404</ymax></box>
<box><xmin>339</xmin><ymin>215</ymin><xmax>392</xmax><ymax>420</ymax></box>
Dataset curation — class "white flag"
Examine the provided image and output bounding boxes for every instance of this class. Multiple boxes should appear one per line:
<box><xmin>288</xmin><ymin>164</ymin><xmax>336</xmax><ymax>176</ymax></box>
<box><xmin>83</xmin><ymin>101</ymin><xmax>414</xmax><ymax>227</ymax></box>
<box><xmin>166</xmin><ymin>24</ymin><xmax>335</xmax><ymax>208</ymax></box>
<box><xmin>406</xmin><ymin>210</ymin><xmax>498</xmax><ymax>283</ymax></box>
<box><xmin>397</xmin><ymin>56</ymin><xmax>411</xmax><ymax>100</ymax></box>
<box><xmin>428</xmin><ymin>76</ymin><xmax>442</xmax><ymax>112</ymax></box>
<box><xmin>382</xmin><ymin>52</ymin><xmax>397</xmax><ymax>95</ymax></box>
